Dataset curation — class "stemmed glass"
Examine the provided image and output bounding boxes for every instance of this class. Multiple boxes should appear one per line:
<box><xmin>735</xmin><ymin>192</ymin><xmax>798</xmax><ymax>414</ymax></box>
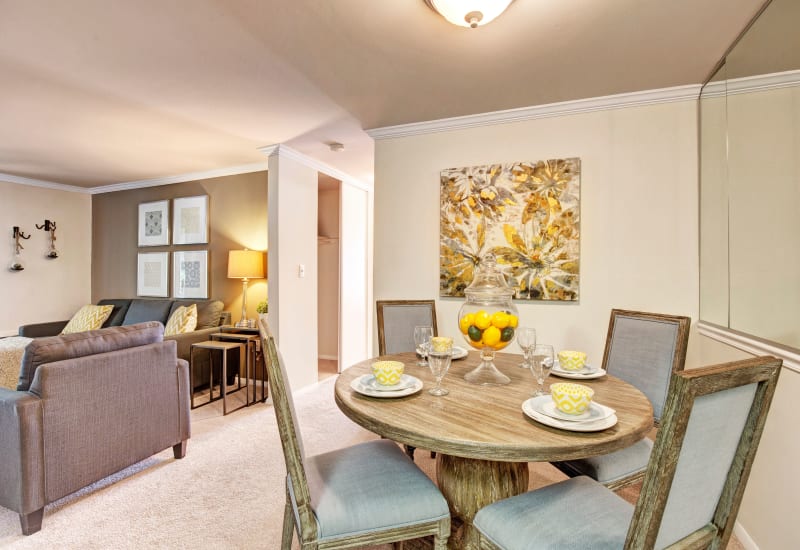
<box><xmin>516</xmin><ymin>327</ymin><xmax>537</xmax><ymax>369</ymax></box>
<box><xmin>414</xmin><ymin>325</ymin><xmax>433</xmax><ymax>366</ymax></box>
<box><xmin>427</xmin><ymin>337</ymin><xmax>453</xmax><ymax>396</ymax></box>
<box><xmin>530</xmin><ymin>344</ymin><xmax>555</xmax><ymax>396</ymax></box>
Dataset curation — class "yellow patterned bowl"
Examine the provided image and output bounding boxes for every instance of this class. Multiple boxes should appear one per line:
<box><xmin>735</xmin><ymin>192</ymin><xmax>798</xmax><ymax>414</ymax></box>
<box><xmin>551</xmin><ymin>382</ymin><xmax>594</xmax><ymax>415</ymax></box>
<box><xmin>372</xmin><ymin>360</ymin><xmax>405</xmax><ymax>386</ymax></box>
<box><xmin>557</xmin><ymin>350</ymin><xmax>588</xmax><ymax>371</ymax></box>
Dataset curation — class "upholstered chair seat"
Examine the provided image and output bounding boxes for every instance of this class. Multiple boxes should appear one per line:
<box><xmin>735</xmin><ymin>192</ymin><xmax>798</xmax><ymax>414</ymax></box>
<box><xmin>302</xmin><ymin>439</ymin><xmax>450</xmax><ymax>541</ymax></box>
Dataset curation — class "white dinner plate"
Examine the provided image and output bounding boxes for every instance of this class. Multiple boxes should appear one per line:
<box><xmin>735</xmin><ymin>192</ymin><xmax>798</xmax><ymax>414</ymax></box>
<box><xmin>522</xmin><ymin>398</ymin><xmax>618</xmax><ymax>432</ymax></box>
<box><xmin>452</xmin><ymin>346</ymin><xmax>469</xmax><ymax>360</ymax></box>
<box><xmin>415</xmin><ymin>345</ymin><xmax>469</xmax><ymax>360</ymax></box>
<box><xmin>351</xmin><ymin>374</ymin><xmax>423</xmax><ymax>398</ymax></box>
<box><xmin>551</xmin><ymin>361</ymin><xmax>606</xmax><ymax>380</ymax></box>
<box><xmin>530</xmin><ymin>396</ymin><xmax>616</xmax><ymax>423</ymax></box>
<box><xmin>361</xmin><ymin>374</ymin><xmax>417</xmax><ymax>392</ymax></box>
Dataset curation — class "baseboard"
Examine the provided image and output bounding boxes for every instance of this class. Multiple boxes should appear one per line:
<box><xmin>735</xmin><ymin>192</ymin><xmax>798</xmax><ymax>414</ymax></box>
<box><xmin>318</xmin><ymin>354</ymin><xmax>338</xmax><ymax>361</ymax></box>
<box><xmin>734</xmin><ymin>521</ymin><xmax>759</xmax><ymax>550</ymax></box>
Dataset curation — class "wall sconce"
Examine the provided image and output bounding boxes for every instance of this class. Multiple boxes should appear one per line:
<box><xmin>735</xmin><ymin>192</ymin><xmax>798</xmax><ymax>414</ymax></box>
<box><xmin>9</xmin><ymin>226</ymin><xmax>31</xmax><ymax>271</ymax></box>
<box><xmin>36</xmin><ymin>219</ymin><xmax>59</xmax><ymax>258</ymax></box>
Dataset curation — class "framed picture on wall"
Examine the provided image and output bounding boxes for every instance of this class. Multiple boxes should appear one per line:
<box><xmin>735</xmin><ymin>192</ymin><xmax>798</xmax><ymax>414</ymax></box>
<box><xmin>137</xmin><ymin>252</ymin><xmax>169</xmax><ymax>297</ymax></box>
<box><xmin>173</xmin><ymin>250</ymin><xmax>209</xmax><ymax>299</ymax></box>
<box><xmin>173</xmin><ymin>195</ymin><xmax>209</xmax><ymax>245</ymax></box>
<box><xmin>137</xmin><ymin>200</ymin><xmax>170</xmax><ymax>246</ymax></box>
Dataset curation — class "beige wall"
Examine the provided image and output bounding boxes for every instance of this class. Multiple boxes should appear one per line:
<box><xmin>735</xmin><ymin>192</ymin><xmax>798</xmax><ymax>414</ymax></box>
<box><xmin>91</xmin><ymin>171</ymin><xmax>268</xmax><ymax>320</ymax></box>
<box><xmin>318</xmin><ymin>185</ymin><xmax>340</xmax><ymax>360</ymax></box>
<box><xmin>0</xmin><ymin>181</ymin><xmax>92</xmax><ymax>334</ymax></box>
<box><xmin>374</xmin><ymin>100</ymin><xmax>700</xmax><ymax>364</ymax></box>
<box><xmin>268</xmin><ymin>153</ymin><xmax>319</xmax><ymax>390</ymax></box>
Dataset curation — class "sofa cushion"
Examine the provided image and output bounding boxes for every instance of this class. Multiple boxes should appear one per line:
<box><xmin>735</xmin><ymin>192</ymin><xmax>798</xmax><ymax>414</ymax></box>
<box><xmin>61</xmin><ymin>305</ymin><xmax>114</xmax><ymax>334</ymax></box>
<box><xmin>164</xmin><ymin>304</ymin><xmax>198</xmax><ymax>336</ymax></box>
<box><xmin>17</xmin><ymin>322</ymin><xmax>164</xmax><ymax>391</ymax></box>
<box><xmin>171</xmin><ymin>299</ymin><xmax>224</xmax><ymax>330</ymax></box>
<box><xmin>122</xmin><ymin>299</ymin><xmax>174</xmax><ymax>326</ymax></box>
<box><xmin>97</xmin><ymin>299</ymin><xmax>132</xmax><ymax>327</ymax></box>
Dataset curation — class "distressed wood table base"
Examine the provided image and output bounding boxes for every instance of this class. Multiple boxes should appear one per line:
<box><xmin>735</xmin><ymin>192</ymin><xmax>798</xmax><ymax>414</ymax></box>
<box><xmin>437</xmin><ymin>454</ymin><xmax>529</xmax><ymax>549</ymax></box>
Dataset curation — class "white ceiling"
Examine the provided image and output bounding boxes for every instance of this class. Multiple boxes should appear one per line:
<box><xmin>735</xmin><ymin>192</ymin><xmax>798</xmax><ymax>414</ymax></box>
<box><xmin>0</xmin><ymin>0</ymin><xmax>766</xmax><ymax>189</ymax></box>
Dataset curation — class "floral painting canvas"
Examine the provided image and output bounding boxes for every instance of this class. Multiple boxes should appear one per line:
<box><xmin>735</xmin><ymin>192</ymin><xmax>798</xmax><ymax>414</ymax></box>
<box><xmin>440</xmin><ymin>158</ymin><xmax>581</xmax><ymax>301</ymax></box>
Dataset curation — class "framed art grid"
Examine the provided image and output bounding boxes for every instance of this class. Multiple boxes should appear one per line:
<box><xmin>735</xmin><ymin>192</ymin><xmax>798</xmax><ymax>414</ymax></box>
<box><xmin>173</xmin><ymin>250</ymin><xmax>209</xmax><ymax>299</ymax></box>
<box><xmin>173</xmin><ymin>195</ymin><xmax>209</xmax><ymax>245</ymax></box>
<box><xmin>137</xmin><ymin>252</ymin><xmax>169</xmax><ymax>297</ymax></box>
<box><xmin>138</xmin><ymin>200</ymin><xmax>170</xmax><ymax>246</ymax></box>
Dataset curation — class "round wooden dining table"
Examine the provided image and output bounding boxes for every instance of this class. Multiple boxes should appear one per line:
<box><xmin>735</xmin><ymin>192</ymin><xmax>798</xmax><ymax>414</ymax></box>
<box><xmin>334</xmin><ymin>350</ymin><xmax>654</xmax><ymax>549</ymax></box>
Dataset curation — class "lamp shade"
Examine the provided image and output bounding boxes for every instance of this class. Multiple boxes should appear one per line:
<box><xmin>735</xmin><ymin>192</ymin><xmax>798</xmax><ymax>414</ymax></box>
<box><xmin>228</xmin><ymin>249</ymin><xmax>265</xmax><ymax>279</ymax></box>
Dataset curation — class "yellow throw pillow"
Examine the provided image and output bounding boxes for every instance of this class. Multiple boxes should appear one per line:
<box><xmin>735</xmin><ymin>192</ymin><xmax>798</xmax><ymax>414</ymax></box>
<box><xmin>61</xmin><ymin>304</ymin><xmax>114</xmax><ymax>334</ymax></box>
<box><xmin>164</xmin><ymin>304</ymin><xmax>198</xmax><ymax>336</ymax></box>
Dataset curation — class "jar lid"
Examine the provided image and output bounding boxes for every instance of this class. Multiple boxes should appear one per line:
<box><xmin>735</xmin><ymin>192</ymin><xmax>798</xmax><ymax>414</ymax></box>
<box><xmin>465</xmin><ymin>253</ymin><xmax>514</xmax><ymax>299</ymax></box>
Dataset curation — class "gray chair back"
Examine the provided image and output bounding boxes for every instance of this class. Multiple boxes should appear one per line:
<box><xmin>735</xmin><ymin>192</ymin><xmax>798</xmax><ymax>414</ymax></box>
<box><xmin>602</xmin><ymin>309</ymin><xmax>690</xmax><ymax>421</ymax></box>
<box><xmin>258</xmin><ymin>319</ymin><xmax>316</xmax><ymax>543</ymax></box>
<box><xmin>627</xmin><ymin>356</ymin><xmax>781</xmax><ymax>548</ymax></box>
<box><xmin>376</xmin><ymin>300</ymin><xmax>438</xmax><ymax>355</ymax></box>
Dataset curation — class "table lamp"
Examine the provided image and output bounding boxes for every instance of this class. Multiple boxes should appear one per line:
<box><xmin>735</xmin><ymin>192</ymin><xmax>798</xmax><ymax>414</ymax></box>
<box><xmin>228</xmin><ymin>249</ymin><xmax>265</xmax><ymax>327</ymax></box>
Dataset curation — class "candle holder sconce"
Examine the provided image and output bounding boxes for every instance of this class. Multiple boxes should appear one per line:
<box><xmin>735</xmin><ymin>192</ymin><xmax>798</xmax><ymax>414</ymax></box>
<box><xmin>36</xmin><ymin>219</ymin><xmax>59</xmax><ymax>258</ymax></box>
<box><xmin>9</xmin><ymin>226</ymin><xmax>31</xmax><ymax>271</ymax></box>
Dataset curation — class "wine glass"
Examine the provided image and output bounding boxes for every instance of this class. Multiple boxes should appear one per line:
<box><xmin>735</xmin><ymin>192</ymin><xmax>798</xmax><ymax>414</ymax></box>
<box><xmin>530</xmin><ymin>344</ymin><xmax>555</xmax><ymax>396</ymax></box>
<box><xmin>516</xmin><ymin>327</ymin><xmax>537</xmax><ymax>369</ymax></box>
<box><xmin>427</xmin><ymin>337</ymin><xmax>453</xmax><ymax>396</ymax></box>
<box><xmin>414</xmin><ymin>325</ymin><xmax>433</xmax><ymax>366</ymax></box>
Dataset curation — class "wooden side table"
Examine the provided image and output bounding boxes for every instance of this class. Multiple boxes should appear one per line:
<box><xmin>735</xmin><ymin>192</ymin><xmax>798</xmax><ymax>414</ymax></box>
<box><xmin>190</xmin><ymin>340</ymin><xmax>246</xmax><ymax>415</ymax></box>
<box><xmin>210</xmin><ymin>332</ymin><xmax>267</xmax><ymax>404</ymax></box>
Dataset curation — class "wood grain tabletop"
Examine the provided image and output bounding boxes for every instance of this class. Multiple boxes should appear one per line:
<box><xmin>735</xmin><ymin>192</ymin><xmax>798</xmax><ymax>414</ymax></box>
<box><xmin>335</xmin><ymin>351</ymin><xmax>654</xmax><ymax>462</ymax></box>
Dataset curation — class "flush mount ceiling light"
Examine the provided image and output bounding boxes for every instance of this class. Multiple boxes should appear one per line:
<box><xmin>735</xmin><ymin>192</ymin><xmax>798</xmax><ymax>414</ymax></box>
<box><xmin>424</xmin><ymin>0</ymin><xmax>514</xmax><ymax>28</ymax></box>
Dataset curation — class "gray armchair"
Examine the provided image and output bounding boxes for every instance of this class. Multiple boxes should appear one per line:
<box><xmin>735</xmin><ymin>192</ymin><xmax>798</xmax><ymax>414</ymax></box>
<box><xmin>0</xmin><ymin>322</ymin><xmax>190</xmax><ymax>535</ymax></box>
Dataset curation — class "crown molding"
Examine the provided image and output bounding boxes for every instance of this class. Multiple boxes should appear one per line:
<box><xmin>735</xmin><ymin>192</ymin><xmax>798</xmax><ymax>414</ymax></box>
<box><xmin>89</xmin><ymin>162</ymin><xmax>269</xmax><ymax>194</ymax></box>
<box><xmin>0</xmin><ymin>172</ymin><xmax>91</xmax><ymax>194</ymax></box>
<box><xmin>258</xmin><ymin>144</ymin><xmax>371</xmax><ymax>191</ymax></box>
<box><xmin>700</xmin><ymin>69</ymin><xmax>800</xmax><ymax>99</ymax></box>
<box><xmin>367</xmin><ymin>84</ymin><xmax>703</xmax><ymax>140</ymax></box>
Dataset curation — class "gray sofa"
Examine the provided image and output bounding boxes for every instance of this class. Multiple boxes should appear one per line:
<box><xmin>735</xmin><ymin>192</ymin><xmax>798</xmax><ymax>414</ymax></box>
<box><xmin>18</xmin><ymin>298</ymin><xmax>232</xmax><ymax>388</ymax></box>
<box><xmin>0</xmin><ymin>322</ymin><xmax>190</xmax><ymax>535</ymax></box>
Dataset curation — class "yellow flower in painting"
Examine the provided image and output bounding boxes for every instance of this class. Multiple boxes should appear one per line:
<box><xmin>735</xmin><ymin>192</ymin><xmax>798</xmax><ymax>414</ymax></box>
<box><xmin>480</xmin><ymin>189</ymin><xmax>497</xmax><ymax>200</ymax></box>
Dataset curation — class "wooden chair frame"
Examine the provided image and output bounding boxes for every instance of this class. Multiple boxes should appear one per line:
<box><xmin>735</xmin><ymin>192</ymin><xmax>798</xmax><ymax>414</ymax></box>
<box><xmin>554</xmin><ymin>308</ymin><xmax>691</xmax><ymax>490</ymax></box>
<box><xmin>259</xmin><ymin>319</ymin><xmax>450</xmax><ymax>549</ymax></box>
<box><xmin>376</xmin><ymin>299</ymin><xmax>438</xmax><ymax>356</ymax></box>
<box><xmin>479</xmin><ymin>356</ymin><xmax>781</xmax><ymax>550</ymax></box>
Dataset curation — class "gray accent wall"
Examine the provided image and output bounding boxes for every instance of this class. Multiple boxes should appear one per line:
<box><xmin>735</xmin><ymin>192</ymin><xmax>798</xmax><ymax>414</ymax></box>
<box><xmin>91</xmin><ymin>171</ymin><xmax>268</xmax><ymax>318</ymax></box>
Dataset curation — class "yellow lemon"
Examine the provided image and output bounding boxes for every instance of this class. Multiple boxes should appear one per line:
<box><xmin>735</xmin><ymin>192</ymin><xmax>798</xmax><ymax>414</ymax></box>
<box><xmin>491</xmin><ymin>311</ymin><xmax>510</xmax><ymax>329</ymax></box>
<box><xmin>507</xmin><ymin>314</ymin><xmax>519</xmax><ymax>328</ymax></box>
<box><xmin>474</xmin><ymin>310</ymin><xmax>491</xmax><ymax>330</ymax></box>
<box><xmin>482</xmin><ymin>326</ymin><xmax>501</xmax><ymax>347</ymax></box>
<box><xmin>459</xmin><ymin>313</ymin><xmax>475</xmax><ymax>334</ymax></box>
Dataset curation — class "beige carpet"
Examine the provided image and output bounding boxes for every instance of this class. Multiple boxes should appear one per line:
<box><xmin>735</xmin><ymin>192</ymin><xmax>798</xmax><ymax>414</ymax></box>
<box><xmin>0</xmin><ymin>377</ymin><xmax>743</xmax><ymax>549</ymax></box>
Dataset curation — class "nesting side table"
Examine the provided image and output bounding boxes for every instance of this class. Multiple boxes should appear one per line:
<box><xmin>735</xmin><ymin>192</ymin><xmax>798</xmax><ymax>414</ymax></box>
<box><xmin>190</xmin><ymin>340</ymin><xmax>246</xmax><ymax>415</ymax></box>
<box><xmin>210</xmin><ymin>332</ymin><xmax>267</xmax><ymax>405</ymax></box>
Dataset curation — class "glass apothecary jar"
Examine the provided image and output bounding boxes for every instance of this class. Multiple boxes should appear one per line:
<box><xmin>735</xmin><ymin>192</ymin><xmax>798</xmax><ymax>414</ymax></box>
<box><xmin>457</xmin><ymin>253</ymin><xmax>519</xmax><ymax>385</ymax></box>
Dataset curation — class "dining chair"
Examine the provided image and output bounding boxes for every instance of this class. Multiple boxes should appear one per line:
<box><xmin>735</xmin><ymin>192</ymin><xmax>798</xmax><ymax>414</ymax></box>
<box><xmin>474</xmin><ymin>355</ymin><xmax>782</xmax><ymax>550</ymax></box>
<box><xmin>551</xmin><ymin>309</ymin><xmax>691</xmax><ymax>490</ymax></box>
<box><xmin>258</xmin><ymin>319</ymin><xmax>451</xmax><ymax>549</ymax></box>
<box><xmin>376</xmin><ymin>299</ymin><xmax>438</xmax><ymax>460</ymax></box>
<box><xmin>376</xmin><ymin>299</ymin><xmax>439</xmax><ymax>355</ymax></box>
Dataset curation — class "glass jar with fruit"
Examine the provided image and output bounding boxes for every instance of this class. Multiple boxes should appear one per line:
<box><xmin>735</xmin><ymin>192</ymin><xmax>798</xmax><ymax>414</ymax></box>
<box><xmin>457</xmin><ymin>253</ymin><xmax>519</xmax><ymax>385</ymax></box>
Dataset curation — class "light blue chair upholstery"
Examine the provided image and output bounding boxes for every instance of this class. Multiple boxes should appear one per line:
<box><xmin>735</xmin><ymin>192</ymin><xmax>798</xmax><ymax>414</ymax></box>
<box><xmin>552</xmin><ymin>309</ymin><xmax>691</xmax><ymax>489</ymax></box>
<box><xmin>376</xmin><ymin>299</ymin><xmax>439</xmax><ymax>460</ymax></box>
<box><xmin>475</xmin><ymin>356</ymin><xmax>782</xmax><ymax>550</ymax></box>
<box><xmin>376</xmin><ymin>300</ymin><xmax>438</xmax><ymax>356</ymax></box>
<box><xmin>260</xmin><ymin>320</ymin><xmax>450</xmax><ymax>549</ymax></box>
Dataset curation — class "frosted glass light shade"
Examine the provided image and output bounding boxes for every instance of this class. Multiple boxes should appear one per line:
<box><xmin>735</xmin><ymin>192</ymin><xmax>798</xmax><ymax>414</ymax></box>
<box><xmin>228</xmin><ymin>249</ymin><xmax>265</xmax><ymax>279</ymax></box>
<box><xmin>426</xmin><ymin>0</ymin><xmax>513</xmax><ymax>28</ymax></box>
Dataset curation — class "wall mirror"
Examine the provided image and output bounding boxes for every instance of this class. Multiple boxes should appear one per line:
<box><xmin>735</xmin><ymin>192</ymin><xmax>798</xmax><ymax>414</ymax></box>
<box><xmin>699</xmin><ymin>0</ymin><xmax>800</xmax><ymax>359</ymax></box>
